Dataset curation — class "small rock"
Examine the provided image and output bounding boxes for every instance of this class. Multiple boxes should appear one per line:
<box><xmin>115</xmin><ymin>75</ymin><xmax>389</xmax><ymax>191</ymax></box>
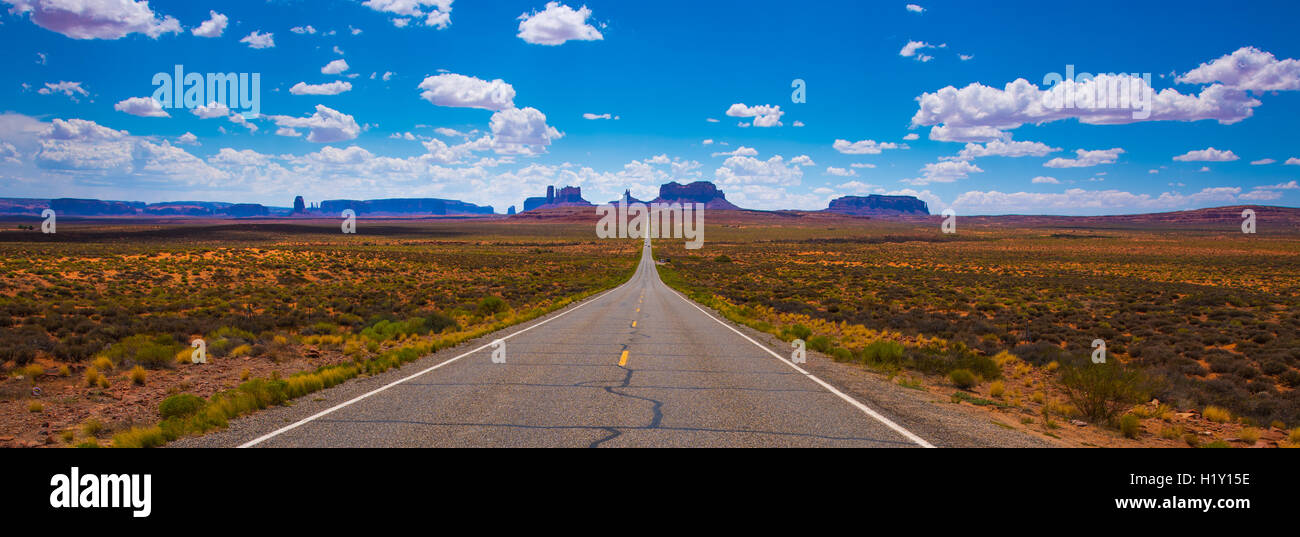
<box><xmin>1070</xmin><ymin>420</ymin><xmax>1088</xmax><ymax>427</ymax></box>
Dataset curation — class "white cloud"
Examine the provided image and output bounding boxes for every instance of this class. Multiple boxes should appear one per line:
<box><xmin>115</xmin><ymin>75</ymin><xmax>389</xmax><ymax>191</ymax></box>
<box><xmin>701</xmin><ymin>139</ymin><xmax>714</xmax><ymax>145</ymax></box>
<box><xmin>903</xmin><ymin>133</ymin><xmax>920</xmax><ymax>141</ymax></box>
<box><xmin>928</xmin><ymin>125</ymin><xmax>1009</xmax><ymax>143</ymax></box>
<box><xmin>1177</xmin><ymin>47</ymin><xmax>1300</xmax><ymax>92</ymax></box>
<box><xmin>1287</xmin><ymin>158</ymin><xmax>1300</xmax><ymax>166</ymax></box>
<box><xmin>1256</xmin><ymin>180</ymin><xmax>1299</xmax><ymax>190</ymax></box>
<box><xmin>192</xmin><ymin>10</ymin><xmax>227</xmax><ymax>38</ymax></box>
<box><xmin>268</xmin><ymin>105</ymin><xmax>361</xmax><ymax>143</ymax></box>
<box><xmin>38</xmin><ymin>81</ymin><xmax>88</xmax><ymax>100</ymax></box>
<box><xmin>192</xmin><ymin>102</ymin><xmax>233</xmax><ymax>120</ymax></box>
<box><xmin>5</xmin><ymin>0</ymin><xmax>181</xmax><ymax>40</ymax></box>
<box><xmin>1173</xmin><ymin>147</ymin><xmax>1239</xmax><ymax>162</ymax></box>
<box><xmin>583</xmin><ymin>113</ymin><xmax>617</xmax><ymax>120</ymax></box>
<box><xmin>417</xmin><ymin>73</ymin><xmax>515</xmax><ymax>111</ymax></box>
<box><xmin>826</xmin><ymin>166</ymin><xmax>855</xmax><ymax>177</ymax></box>
<box><xmin>1031</xmin><ymin>176</ymin><xmax>1060</xmax><ymax>184</ymax></box>
<box><xmin>832</xmin><ymin>139</ymin><xmax>899</xmax><ymax>155</ymax></box>
<box><xmin>789</xmin><ymin>155</ymin><xmax>815</xmax><ymax>167</ymax></box>
<box><xmin>905</xmin><ymin>4</ymin><xmax>925</xmax><ymax>13</ymax></box>
<box><xmin>240</xmin><ymin>31</ymin><xmax>275</xmax><ymax>49</ymax></box>
<box><xmin>725</xmin><ymin>103</ymin><xmax>784</xmax><ymax>127</ymax></box>
<box><xmin>955</xmin><ymin>139</ymin><xmax>1059</xmax><ymax>160</ymax></box>
<box><xmin>517</xmin><ymin>2</ymin><xmax>603</xmax><ymax>46</ymax></box>
<box><xmin>715</xmin><ymin>155</ymin><xmax>805</xmax><ymax>186</ymax></box>
<box><xmin>900</xmin><ymin>40</ymin><xmax>942</xmax><ymax>62</ymax></box>
<box><xmin>850</xmin><ymin>163</ymin><xmax>876</xmax><ymax>169</ymax></box>
<box><xmin>176</xmin><ymin>132</ymin><xmax>199</xmax><ymax>146</ymax></box>
<box><xmin>275</xmin><ymin>127</ymin><xmax>302</xmax><ymax>138</ymax></box>
<box><xmin>290</xmin><ymin>25</ymin><xmax>317</xmax><ymax>35</ymax></box>
<box><xmin>290</xmin><ymin>81</ymin><xmax>353</xmax><ymax>96</ymax></box>
<box><xmin>489</xmin><ymin>107</ymin><xmax>562</xmax><ymax>155</ymax></box>
<box><xmin>1251</xmin><ymin>158</ymin><xmax>1276</xmax><ymax>165</ymax></box>
<box><xmin>792</xmin><ymin>120</ymin><xmax>805</xmax><ymax>127</ymax></box>
<box><xmin>114</xmin><ymin>97</ymin><xmax>169</xmax><ymax>118</ymax></box>
<box><xmin>911</xmin><ymin>57</ymin><xmax>1282</xmax><ymax>139</ymax></box>
<box><xmin>321</xmin><ymin>59</ymin><xmax>350</xmax><ymax>75</ymax></box>
<box><xmin>711</xmin><ymin>146</ymin><xmax>758</xmax><ymax>158</ymax></box>
<box><xmin>362</xmin><ymin>0</ymin><xmax>454</xmax><ymax>29</ymax></box>
<box><xmin>1043</xmin><ymin>148</ymin><xmax>1125</xmax><ymax>168</ymax></box>
<box><xmin>903</xmin><ymin>159</ymin><xmax>982</xmax><ymax>185</ymax></box>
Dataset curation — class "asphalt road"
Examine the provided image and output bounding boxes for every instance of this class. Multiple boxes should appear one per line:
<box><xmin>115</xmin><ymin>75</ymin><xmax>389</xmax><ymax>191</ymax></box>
<box><xmin>178</xmin><ymin>243</ymin><xmax>1050</xmax><ymax>448</ymax></box>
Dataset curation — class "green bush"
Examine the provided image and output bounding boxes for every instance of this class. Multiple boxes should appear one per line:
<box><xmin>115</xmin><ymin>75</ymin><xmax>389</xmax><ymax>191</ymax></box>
<box><xmin>101</xmin><ymin>334</ymin><xmax>184</xmax><ymax>369</ymax></box>
<box><xmin>806</xmin><ymin>335</ymin><xmax>833</xmax><ymax>353</ymax></box>
<box><xmin>782</xmin><ymin>324</ymin><xmax>813</xmax><ymax>341</ymax></box>
<box><xmin>476</xmin><ymin>296</ymin><xmax>508</xmax><ymax>316</ymax></box>
<box><xmin>1058</xmin><ymin>362</ymin><xmax>1153</xmax><ymax>424</ymax></box>
<box><xmin>1120</xmin><ymin>414</ymin><xmax>1141</xmax><ymax>439</ymax></box>
<box><xmin>862</xmin><ymin>340</ymin><xmax>905</xmax><ymax>366</ymax></box>
<box><xmin>159</xmin><ymin>393</ymin><xmax>205</xmax><ymax>420</ymax></box>
<box><xmin>949</xmin><ymin>368</ymin><xmax>977</xmax><ymax>389</ymax></box>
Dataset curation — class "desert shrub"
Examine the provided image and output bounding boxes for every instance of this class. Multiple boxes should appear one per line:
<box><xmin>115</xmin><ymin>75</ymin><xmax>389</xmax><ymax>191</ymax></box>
<box><xmin>1120</xmin><ymin>414</ymin><xmax>1141</xmax><ymax>438</ymax></box>
<box><xmin>476</xmin><ymin>296</ymin><xmax>508</xmax><ymax>316</ymax></box>
<box><xmin>101</xmin><ymin>334</ymin><xmax>183</xmax><ymax>369</ymax></box>
<box><xmin>129</xmin><ymin>365</ymin><xmax>147</xmax><ymax>385</ymax></box>
<box><xmin>713</xmin><ymin>255</ymin><xmax>733</xmax><ymax>263</ymax></box>
<box><xmin>1058</xmin><ymin>362</ymin><xmax>1153</xmax><ymax>424</ymax></box>
<box><xmin>112</xmin><ymin>426</ymin><xmax>166</xmax><ymax>448</ymax></box>
<box><xmin>989</xmin><ymin>380</ymin><xmax>1005</xmax><ymax>398</ymax></box>
<box><xmin>829</xmin><ymin>347</ymin><xmax>853</xmax><ymax>362</ymax></box>
<box><xmin>1203</xmin><ymin>406</ymin><xmax>1232</xmax><ymax>423</ymax></box>
<box><xmin>84</xmin><ymin>366</ymin><xmax>102</xmax><ymax>387</ymax></box>
<box><xmin>949</xmin><ymin>368</ymin><xmax>977</xmax><ymax>389</ymax></box>
<box><xmin>92</xmin><ymin>356</ymin><xmax>114</xmax><ymax>371</ymax></box>
<box><xmin>158</xmin><ymin>393</ymin><xmax>205</xmax><ymax>420</ymax></box>
<box><xmin>806</xmin><ymin>335</ymin><xmax>833</xmax><ymax>353</ymax></box>
<box><xmin>301</xmin><ymin>322</ymin><xmax>340</xmax><ymax>336</ymax></box>
<box><xmin>1239</xmin><ymin>427</ymin><xmax>1261</xmax><ymax>443</ymax></box>
<box><xmin>781</xmin><ymin>324</ymin><xmax>813</xmax><ymax>342</ymax></box>
<box><xmin>862</xmin><ymin>340</ymin><xmax>905</xmax><ymax>366</ymax></box>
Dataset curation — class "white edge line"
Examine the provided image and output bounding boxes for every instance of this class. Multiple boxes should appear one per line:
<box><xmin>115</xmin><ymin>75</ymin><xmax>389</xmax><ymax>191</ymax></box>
<box><xmin>237</xmin><ymin>285</ymin><xmax>624</xmax><ymax>448</ymax></box>
<box><xmin>666</xmin><ymin>287</ymin><xmax>937</xmax><ymax>448</ymax></box>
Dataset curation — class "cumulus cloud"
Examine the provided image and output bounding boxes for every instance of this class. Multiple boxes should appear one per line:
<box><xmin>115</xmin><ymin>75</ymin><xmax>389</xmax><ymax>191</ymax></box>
<box><xmin>517</xmin><ymin>2</ymin><xmax>603</xmax><ymax>46</ymax></box>
<box><xmin>1043</xmin><ymin>148</ymin><xmax>1125</xmax><ymax>168</ymax></box>
<box><xmin>826</xmin><ymin>166</ymin><xmax>855</xmax><ymax>177</ymax></box>
<box><xmin>725</xmin><ymin>103</ymin><xmax>784</xmax><ymax>127</ymax></box>
<box><xmin>949</xmin><ymin>187</ymin><xmax>1249</xmax><ymax>216</ymax></box>
<box><xmin>114</xmin><ymin>97</ymin><xmax>169</xmax><ymax>118</ymax></box>
<box><xmin>290</xmin><ymin>81</ymin><xmax>353</xmax><ymax>96</ymax></box>
<box><xmin>362</xmin><ymin>0</ymin><xmax>453</xmax><ymax>29</ymax></box>
<box><xmin>267</xmin><ymin>105</ymin><xmax>361</xmax><ymax>143</ymax></box>
<box><xmin>417</xmin><ymin>73</ymin><xmax>515</xmax><ymax>111</ymax></box>
<box><xmin>4</xmin><ymin>0</ymin><xmax>181</xmax><ymax>40</ymax></box>
<box><xmin>711</xmin><ymin>146</ymin><xmax>758</xmax><ymax>158</ymax></box>
<box><xmin>192</xmin><ymin>102</ymin><xmax>231</xmax><ymax>119</ymax></box>
<box><xmin>1173</xmin><ymin>147</ymin><xmax>1239</xmax><ymax>162</ymax></box>
<box><xmin>290</xmin><ymin>25</ymin><xmax>316</xmax><ymax>35</ymax></box>
<box><xmin>715</xmin><ymin>155</ymin><xmax>805</xmax><ymax>186</ymax></box>
<box><xmin>954</xmin><ymin>139</ymin><xmax>1059</xmax><ymax>160</ymax></box>
<box><xmin>906</xmin><ymin>4</ymin><xmax>925</xmax><ymax>13</ymax></box>
<box><xmin>176</xmin><ymin>132</ymin><xmax>199</xmax><ymax>146</ymax></box>
<box><xmin>1176</xmin><ymin>46</ymin><xmax>1300</xmax><ymax>92</ymax></box>
<box><xmin>321</xmin><ymin>59</ymin><xmax>350</xmax><ymax>75</ymax></box>
<box><xmin>903</xmin><ymin>159</ymin><xmax>982</xmax><ymax>185</ymax></box>
<box><xmin>192</xmin><ymin>10</ymin><xmax>227</xmax><ymax>38</ymax></box>
<box><xmin>489</xmin><ymin>107</ymin><xmax>562</xmax><ymax>155</ymax></box>
<box><xmin>1256</xmin><ymin>180</ymin><xmax>1299</xmax><ymax>190</ymax></box>
<box><xmin>1287</xmin><ymin>158</ymin><xmax>1300</xmax><ymax>166</ymax></box>
<box><xmin>909</xmin><ymin>48</ymin><xmax>1297</xmax><ymax>140</ymax></box>
<box><xmin>1031</xmin><ymin>176</ymin><xmax>1060</xmax><ymax>184</ymax></box>
<box><xmin>240</xmin><ymin>31</ymin><xmax>275</xmax><ymax>49</ymax></box>
<box><xmin>832</xmin><ymin>139</ymin><xmax>900</xmax><ymax>155</ymax></box>
<box><xmin>582</xmin><ymin>113</ymin><xmax>616</xmax><ymax>120</ymax></box>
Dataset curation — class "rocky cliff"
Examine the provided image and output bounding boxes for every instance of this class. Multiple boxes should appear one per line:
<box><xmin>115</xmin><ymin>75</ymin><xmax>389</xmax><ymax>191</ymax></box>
<box><xmin>825</xmin><ymin>195</ymin><xmax>929</xmax><ymax>216</ymax></box>
<box><xmin>652</xmin><ymin>181</ymin><xmax>740</xmax><ymax>210</ymax></box>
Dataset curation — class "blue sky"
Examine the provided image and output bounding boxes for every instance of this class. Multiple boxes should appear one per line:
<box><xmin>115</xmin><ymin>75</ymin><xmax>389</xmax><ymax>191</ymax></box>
<box><xmin>1</xmin><ymin>0</ymin><xmax>1298</xmax><ymax>214</ymax></box>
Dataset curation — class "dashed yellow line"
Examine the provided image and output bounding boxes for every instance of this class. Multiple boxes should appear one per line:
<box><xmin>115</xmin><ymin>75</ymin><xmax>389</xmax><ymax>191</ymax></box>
<box><xmin>619</xmin><ymin>350</ymin><xmax>629</xmax><ymax>366</ymax></box>
<box><xmin>631</xmin><ymin>320</ymin><xmax>637</xmax><ymax>328</ymax></box>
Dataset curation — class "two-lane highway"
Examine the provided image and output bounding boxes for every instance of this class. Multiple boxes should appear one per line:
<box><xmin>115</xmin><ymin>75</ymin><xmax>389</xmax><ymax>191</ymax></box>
<box><xmin>180</xmin><ymin>243</ymin><xmax>1039</xmax><ymax>448</ymax></box>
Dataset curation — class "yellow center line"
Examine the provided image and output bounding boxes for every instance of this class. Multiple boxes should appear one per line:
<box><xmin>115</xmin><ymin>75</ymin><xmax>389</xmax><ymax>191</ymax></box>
<box><xmin>618</xmin><ymin>350</ymin><xmax>629</xmax><ymax>366</ymax></box>
<box><xmin>631</xmin><ymin>320</ymin><xmax>637</xmax><ymax>327</ymax></box>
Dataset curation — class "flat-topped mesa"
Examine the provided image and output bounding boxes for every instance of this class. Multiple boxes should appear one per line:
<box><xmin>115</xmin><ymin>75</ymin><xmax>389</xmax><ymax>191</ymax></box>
<box><xmin>652</xmin><ymin>181</ymin><xmax>740</xmax><ymax>210</ymax></box>
<box><xmin>318</xmin><ymin>198</ymin><xmax>494</xmax><ymax>216</ymax></box>
<box><xmin>523</xmin><ymin>185</ymin><xmax>593</xmax><ymax>211</ymax></box>
<box><xmin>825</xmin><ymin>195</ymin><xmax>929</xmax><ymax>216</ymax></box>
